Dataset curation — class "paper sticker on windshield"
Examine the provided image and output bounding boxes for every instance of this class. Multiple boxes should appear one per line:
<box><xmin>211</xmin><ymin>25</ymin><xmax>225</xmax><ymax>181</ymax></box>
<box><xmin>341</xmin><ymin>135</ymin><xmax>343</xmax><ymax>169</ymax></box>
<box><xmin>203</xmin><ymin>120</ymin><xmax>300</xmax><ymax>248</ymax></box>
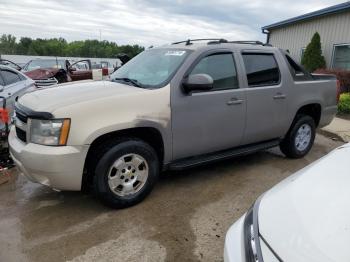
<box><xmin>165</xmin><ymin>51</ymin><xmax>186</xmax><ymax>56</ymax></box>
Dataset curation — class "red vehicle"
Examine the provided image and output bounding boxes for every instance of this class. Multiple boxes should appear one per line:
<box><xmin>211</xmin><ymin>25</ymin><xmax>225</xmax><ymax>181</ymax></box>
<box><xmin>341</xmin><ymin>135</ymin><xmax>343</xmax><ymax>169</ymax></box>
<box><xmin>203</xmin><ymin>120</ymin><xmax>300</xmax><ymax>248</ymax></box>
<box><xmin>1</xmin><ymin>57</ymin><xmax>119</xmax><ymax>87</ymax></box>
<box><xmin>22</xmin><ymin>59</ymin><xmax>94</xmax><ymax>87</ymax></box>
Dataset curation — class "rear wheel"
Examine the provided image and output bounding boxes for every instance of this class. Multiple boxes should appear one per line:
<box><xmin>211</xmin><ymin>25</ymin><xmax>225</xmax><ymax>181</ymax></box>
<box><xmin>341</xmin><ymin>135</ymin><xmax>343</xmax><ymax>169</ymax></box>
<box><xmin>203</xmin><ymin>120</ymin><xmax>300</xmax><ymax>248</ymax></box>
<box><xmin>280</xmin><ymin>115</ymin><xmax>316</xmax><ymax>158</ymax></box>
<box><xmin>94</xmin><ymin>139</ymin><xmax>159</xmax><ymax>208</ymax></box>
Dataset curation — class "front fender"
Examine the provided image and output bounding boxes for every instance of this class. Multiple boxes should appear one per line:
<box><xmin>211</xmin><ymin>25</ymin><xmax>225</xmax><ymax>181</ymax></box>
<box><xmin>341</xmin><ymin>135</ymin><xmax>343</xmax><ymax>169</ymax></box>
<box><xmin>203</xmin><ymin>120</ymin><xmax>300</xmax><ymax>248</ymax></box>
<box><xmin>84</xmin><ymin>120</ymin><xmax>172</xmax><ymax>164</ymax></box>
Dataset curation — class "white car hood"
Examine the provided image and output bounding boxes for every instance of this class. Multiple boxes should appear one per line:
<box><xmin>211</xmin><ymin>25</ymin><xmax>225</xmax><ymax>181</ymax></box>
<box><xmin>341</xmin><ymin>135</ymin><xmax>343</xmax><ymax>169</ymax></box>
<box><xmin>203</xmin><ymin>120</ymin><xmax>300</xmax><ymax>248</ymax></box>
<box><xmin>18</xmin><ymin>80</ymin><xmax>146</xmax><ymax>112</ymax></box>
<box><xmin>259</xmin><ymin>143</ymin><xmax>350</xmax><ymax>262</ymax></box>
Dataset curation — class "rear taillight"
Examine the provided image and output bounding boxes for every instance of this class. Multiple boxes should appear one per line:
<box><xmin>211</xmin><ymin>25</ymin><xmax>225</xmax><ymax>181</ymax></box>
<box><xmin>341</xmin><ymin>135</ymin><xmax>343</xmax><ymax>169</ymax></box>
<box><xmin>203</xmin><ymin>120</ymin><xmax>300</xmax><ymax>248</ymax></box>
<box><xmin>336</xmin><ymin>80</ymin><xmax>341</xmax><ymax>104</ymax></box>
<box><xmin>0</xmin><ymin>108</ymin><xmax>9</xmax><ymax>124</ymax></box>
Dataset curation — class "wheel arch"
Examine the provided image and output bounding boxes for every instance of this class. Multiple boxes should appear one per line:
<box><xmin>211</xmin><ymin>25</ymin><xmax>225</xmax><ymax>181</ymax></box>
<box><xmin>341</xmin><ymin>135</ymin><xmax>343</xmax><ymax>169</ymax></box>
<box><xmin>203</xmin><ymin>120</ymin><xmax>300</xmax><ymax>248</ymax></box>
<box><xmin>294</xmin><ymin>103</ymin><xmax>322</xmax><ymax>127</ymax></box>
<box><xmin>82</xmin><ymin>127</ymin><xmax>165</xmax><ymax>190</ymax></box>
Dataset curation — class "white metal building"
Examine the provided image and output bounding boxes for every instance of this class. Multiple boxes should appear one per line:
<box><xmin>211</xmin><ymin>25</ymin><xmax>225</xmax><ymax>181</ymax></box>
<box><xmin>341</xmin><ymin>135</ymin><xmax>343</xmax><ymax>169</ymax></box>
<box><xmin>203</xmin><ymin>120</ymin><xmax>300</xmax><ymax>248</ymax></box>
<box><xmin>262</xmin><ymin>1</ymin><xmax>350</xmax><ymax>70</ymax></box>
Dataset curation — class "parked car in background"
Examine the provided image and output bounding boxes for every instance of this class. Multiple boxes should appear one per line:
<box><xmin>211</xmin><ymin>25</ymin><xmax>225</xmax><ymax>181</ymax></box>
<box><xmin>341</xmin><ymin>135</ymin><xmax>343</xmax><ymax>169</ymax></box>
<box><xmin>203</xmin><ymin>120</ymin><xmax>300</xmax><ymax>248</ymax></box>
<box><xmin>0</xmin><ymin>65</ymin><xmax>36</xmax><ymax>164</ymax></box>
<box><xmin>224</xmin><ymin>142</ymin><xmax>350</xmax><ymax>262</ymax></box>
<box><xmin>0</xmin><ymin>59</ymin><xmax>22</xmax><ymax>71</ymax></box>
<box><xmin>0</xmin><ymin>65</ymin><xmax>36</xmax><ymax>124</ymax></box>
<box><xmin>100</xmin><ymin>61</ymin><xmax>115</xmax><ymax>75</ymax></box>
<box><xmin>22</xmin><ymin>58</ymin><xmax>93</xmax><ymax>87</ymax></box>
<box><xmin>9</xmin><ymin>39</ymin><xmax>337</xmax><ymax>208</ymax></box>
<box><xmin>92</xmin><ymin>61</ymin><xmax>114</xmax><ymax>77</ymax></box>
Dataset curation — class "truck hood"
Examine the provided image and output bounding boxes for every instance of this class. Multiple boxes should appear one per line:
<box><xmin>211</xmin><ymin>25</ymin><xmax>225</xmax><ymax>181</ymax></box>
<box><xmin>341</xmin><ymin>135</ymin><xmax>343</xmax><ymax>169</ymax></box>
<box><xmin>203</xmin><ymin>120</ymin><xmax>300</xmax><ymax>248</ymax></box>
<box><xmin>18</xmin><ymin>80</ymin><xmax>146</xmax><ymax>112</ymax></box>
<box><xmin>258</xmin><ymin>143</ymin><xmax>350</xmax><ymax>262</ymax></box>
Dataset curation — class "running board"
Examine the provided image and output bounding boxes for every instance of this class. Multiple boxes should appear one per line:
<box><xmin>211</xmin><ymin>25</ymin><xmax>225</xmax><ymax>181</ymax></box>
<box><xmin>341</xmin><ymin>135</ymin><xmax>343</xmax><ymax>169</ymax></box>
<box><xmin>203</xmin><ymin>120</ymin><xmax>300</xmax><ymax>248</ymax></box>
<box><xmin>168</xmin><ymin>139</ymin><xmax>280</xmax><ymax>171</ymax></box>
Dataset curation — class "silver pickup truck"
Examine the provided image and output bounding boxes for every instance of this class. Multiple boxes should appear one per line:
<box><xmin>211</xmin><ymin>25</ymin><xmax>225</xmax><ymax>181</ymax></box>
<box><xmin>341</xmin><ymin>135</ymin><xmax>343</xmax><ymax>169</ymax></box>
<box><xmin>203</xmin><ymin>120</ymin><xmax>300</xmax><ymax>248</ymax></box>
<box><xmin>9</xmin><ymin>39</ymin><xmax>337</xmax><ymax>208</ymax></box>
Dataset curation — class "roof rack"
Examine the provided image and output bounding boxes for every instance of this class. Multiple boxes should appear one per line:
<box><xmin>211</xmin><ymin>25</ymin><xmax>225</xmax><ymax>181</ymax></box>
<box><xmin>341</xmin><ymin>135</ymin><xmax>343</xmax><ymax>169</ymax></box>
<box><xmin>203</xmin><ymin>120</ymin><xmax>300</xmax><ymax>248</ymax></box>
<box><xmin>229</xmin><ymin>41</ymin><xmax>264</xmax><ymax>45</ymax></box>
<box><xmin>172</xmin><ymin>39</ymin><xmax>272</xmax><ymax>46</ymax></box>
<box><xmin>172</xmin><ymin>38</ymin><xmax>228</xmax><ymax>45</ymax></box>
<box><xmin>228</xmin><ymin>41</ymin><xmax>273</xmax><ymax>46</ymax></box>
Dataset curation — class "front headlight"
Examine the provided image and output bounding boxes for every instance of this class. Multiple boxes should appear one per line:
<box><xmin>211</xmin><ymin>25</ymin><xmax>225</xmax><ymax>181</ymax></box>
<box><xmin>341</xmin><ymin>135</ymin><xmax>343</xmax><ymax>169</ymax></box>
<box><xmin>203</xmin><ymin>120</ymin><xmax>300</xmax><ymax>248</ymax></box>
<box><xmin>29</xmin><ymin>118</ymin><xmax>71</xmax><ymax>146</ymax></box>
<box><xmin>243</xmin><ymin>200</ymin><xmax>263</xmax><ymax>262</ymax></box>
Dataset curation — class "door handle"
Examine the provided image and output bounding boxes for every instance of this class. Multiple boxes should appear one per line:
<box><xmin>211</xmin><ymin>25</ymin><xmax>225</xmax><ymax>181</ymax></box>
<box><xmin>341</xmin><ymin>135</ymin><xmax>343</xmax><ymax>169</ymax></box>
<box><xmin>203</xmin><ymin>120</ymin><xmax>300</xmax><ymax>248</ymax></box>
<box><xmin>227</xmin><ymin>98</ymin><xmax>244</xmax><ymax>105</ymax></box>
<box><xmin>273</xmin><ymin>93</ymin><xmax>286</xmax><ymax>100</ymax></box>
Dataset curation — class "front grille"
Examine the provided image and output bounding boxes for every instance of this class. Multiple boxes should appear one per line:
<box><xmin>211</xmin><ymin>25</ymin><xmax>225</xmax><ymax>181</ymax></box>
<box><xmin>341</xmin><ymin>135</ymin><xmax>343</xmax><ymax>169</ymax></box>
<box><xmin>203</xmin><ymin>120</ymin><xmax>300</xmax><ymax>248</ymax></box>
<box><xmin>14</xmin><ymin>105</ymin><xmax>28</xmax><ymax>143</ymax></box>
<box><xmin>15</xmin><ymin>126</ymin><xmax>27</xmax><ymax>142</ymax></box>
<box><xmin>16</xmin><ymin>110</ymin><xmax>28</xmax><ymax>123</ymax></box>
<box><xmin>34</xmin><ymin>77</ymin><xmax>58</xmax><ymax>87</ymax></box>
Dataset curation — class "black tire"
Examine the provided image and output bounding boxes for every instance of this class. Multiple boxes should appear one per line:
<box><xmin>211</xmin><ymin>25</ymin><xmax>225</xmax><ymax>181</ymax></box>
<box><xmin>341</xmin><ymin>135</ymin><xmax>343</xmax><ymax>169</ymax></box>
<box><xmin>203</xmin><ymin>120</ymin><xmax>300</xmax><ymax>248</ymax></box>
<box><xmin>280</xmin><ymin>115</ymin><xmax>316</xmax><ymax>159</ymax></box>
<box><xmin>94</xmin><ymin>138</ymin><xmax>159</xmax><ymax>209</ymax></box>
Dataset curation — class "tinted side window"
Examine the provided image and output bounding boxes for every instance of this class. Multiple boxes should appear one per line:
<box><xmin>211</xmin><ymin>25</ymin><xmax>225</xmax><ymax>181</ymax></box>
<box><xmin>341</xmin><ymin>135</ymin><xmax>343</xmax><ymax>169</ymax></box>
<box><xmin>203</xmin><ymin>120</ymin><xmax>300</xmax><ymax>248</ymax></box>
<box><xmin>190</xmin><ymin>53</ymin><xmax>239</xmax><ymax>90</ymax></box>
<box><xmin>1</xmin><ymin>69</ymin><xmax>21</xmax><ymax>85</ymax></box>
<box><xmin>242</xmin><ymin>54</ymin><xmax>280</xmax><ymax>87</ymax></box>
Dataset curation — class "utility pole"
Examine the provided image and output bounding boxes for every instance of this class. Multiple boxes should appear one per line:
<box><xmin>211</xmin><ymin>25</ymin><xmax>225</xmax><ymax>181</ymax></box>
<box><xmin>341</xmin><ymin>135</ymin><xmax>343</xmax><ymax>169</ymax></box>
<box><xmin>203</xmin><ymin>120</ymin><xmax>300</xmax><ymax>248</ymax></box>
<box><xmin>99</xmin><ymin>29</ymin><xmax>102</xmax><ymax>42</ymax></box>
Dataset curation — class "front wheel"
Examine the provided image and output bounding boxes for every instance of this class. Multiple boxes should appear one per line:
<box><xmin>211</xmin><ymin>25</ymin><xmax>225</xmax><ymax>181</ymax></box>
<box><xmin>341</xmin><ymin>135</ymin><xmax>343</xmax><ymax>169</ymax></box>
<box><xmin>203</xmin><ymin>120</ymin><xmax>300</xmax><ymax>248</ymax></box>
<box><xmin>280</xmin><ymin>115</ymin><xmax>316</xmax><ymax>159</ymax></box>
<box><xmin>94</xmin><ymin>139</ymin><xmax>159</xmax><ymax>208</ymax></box>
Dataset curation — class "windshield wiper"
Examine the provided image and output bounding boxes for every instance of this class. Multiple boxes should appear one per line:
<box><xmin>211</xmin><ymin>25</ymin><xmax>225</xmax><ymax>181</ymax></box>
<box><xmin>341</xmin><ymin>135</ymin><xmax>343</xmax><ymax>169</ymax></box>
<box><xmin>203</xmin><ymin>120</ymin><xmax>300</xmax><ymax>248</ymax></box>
<box><xmin>113</xmin><ymin>77</ymin><xmax>143</xmax><ymax>88</ymax></box>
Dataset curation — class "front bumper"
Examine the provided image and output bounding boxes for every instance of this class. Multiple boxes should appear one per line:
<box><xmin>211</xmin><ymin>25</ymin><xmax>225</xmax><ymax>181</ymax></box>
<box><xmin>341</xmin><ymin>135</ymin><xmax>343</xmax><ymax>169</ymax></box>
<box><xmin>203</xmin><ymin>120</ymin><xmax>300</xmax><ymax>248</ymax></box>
<box><xmin>224</xmin><ymin>215</ymin><xmax>246</xmax><ymax>262</ymax></box>
<box><xmin>319</xmin><ymin>105</ymin><xmax>337</xmax><ymax>128</ymax></box>
<box><xmin>8</xmin><ymin>126</ymin><xmax>89</xmax><ymax>191</ymax></box>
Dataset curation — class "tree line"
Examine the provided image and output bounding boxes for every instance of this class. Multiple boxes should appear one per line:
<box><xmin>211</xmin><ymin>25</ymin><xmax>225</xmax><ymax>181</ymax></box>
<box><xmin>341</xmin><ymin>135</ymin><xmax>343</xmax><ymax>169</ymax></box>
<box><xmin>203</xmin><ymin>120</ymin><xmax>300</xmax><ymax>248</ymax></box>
<box><xmin>0</xmin><ymin>34</ymin><xmax>145</xmax><ymax>58</ymax></box>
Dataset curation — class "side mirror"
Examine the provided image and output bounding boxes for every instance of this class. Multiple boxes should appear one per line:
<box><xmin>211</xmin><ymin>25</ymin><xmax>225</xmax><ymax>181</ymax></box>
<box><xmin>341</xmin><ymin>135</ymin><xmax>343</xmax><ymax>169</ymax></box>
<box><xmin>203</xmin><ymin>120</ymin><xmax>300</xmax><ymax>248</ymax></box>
<box><xmin>182</xmin><ymin>74</ymin><xmax>214</xmax><ymax>93</ymax></box>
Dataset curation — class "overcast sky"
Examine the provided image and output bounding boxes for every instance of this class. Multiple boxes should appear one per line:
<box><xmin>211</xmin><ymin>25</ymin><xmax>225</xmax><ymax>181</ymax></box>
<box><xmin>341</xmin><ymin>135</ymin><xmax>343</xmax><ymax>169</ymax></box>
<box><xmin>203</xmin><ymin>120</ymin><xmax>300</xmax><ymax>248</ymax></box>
<box><xmin>0</xmin><ymin>0</ymin><xmax>345</xmax><ymax>47</ymax></box>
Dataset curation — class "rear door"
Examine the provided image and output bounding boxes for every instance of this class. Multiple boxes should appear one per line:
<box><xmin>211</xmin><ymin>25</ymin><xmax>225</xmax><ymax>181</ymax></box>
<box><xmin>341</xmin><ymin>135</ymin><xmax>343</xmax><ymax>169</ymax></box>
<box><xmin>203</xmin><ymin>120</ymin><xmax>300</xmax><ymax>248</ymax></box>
<box><xmin>171</xmin><ymin>50</ymin><xmax>246</xmax><ymax>160</ymax></box>
<box><xmin>240</xmin><ymin>51</ymin><xmax>287</xmax><ymax>144</ymax></box>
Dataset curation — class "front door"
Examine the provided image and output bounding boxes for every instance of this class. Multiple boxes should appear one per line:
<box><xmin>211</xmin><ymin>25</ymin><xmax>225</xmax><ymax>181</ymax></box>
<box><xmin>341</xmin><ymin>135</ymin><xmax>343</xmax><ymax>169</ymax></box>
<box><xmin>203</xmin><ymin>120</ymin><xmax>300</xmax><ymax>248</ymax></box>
<box><xmin>68</xmin><ymin>60</ymin><xmax>93</xmax><ymax>81</ymax></box>
<box><xmin>240</xmin><ymin>52</ymin><xmax>287</xmax><ymax>145</ymax></box>
<box><xmin>171</xmin><ymin>51</ymin><xmax>246</xmax><ymax>160</ymax></box>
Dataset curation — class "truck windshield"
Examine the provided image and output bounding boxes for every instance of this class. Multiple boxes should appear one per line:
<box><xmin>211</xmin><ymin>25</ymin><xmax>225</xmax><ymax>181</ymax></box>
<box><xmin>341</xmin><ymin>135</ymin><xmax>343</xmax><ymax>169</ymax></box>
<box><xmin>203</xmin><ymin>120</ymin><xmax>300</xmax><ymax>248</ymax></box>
<box><xmin>110</xmin><ymin>49</ymin><xmax>191</xmax><ymax>89</ymax></box>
